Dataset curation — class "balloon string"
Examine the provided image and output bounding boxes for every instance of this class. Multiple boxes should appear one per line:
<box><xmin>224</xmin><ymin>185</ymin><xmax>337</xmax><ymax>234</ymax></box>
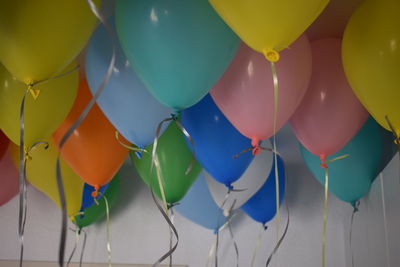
<box><xmin>104</xmin><ymin>196</ymin><xmax>112</xmax><ymax>267</ymax></box>
<box><xmin>266</xmin><ymin>168</ymin><xmax>290</xmax><ymax>267</ymax></box>
<box><xmin>149</xmin><ymin>188</ymin><xmax>179</xmax><ymax>267</ymax></box>
<box><xmin>79</xmin><ymin>230</ymin><xmax>87</xmax><ymax>267</ymax></box>
<box><xmin>66</xmin><ymin>227</ymin><xmax>80</xmax><ymax>267</ymax></box>
<box><xmin>322</xmin><ymin>167</ymin><xmax>328</xmax><ymax>267</ymax></box>
<box><xmin>251</xmin><ymin>224</ymin><xmax>265</xmax><ymax>267</ymax></box>
<box><xmin>54</xmin><ymin>1</ymin><xmax>115</xmax><ymax>266</ymax></box>
<box><xmin>379</xmin><ymin>173</ymin><xmax>391</xmax><ymax>267</ymax></box>
<box><xmin>206</xmin><ymin>235</ymin><xmax>217</xmax><ymax>267</ymax></box>
<box><xmin>18</xmin><ymin>87</ymin><xmax>50</xmax><ymax>267</ymax></box>
<box><xmin>215</xmin><ymin>229</ymin><xmax>219</xmax><ymax>267</ymax></box>
<box><xmin>269</xmin><ymin>60</ymin><xmax>281</xmax><ymax>249</ymax></box>
<box><xmin>385</xmin><ymin>115</ymin><xmax>400</xmax><ymax>151</ymax></box>
<box><xmin>169</xmin><ymin>208</ymin><xmax>175</xmax><ymax>267</ymax></box>
<box><xmin>349</xmin><ymin>201</ymin><xmax>360</xmax><ymax>267</ymax></box>
<box><xmin>114</xmin><ymin>131</ymin><xmax>147</xmax><ymax>153</ymax></box>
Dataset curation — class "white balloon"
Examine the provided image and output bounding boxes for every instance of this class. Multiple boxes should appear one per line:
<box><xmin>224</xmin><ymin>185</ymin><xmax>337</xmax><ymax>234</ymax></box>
<box><xmin>205</xmin><ymin>140</ymin><xmax>273</xmax><ymax>212</ymax></box>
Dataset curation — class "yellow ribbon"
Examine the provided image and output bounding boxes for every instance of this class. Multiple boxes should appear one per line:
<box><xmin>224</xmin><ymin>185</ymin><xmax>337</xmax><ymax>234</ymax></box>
<box><xmin>320</xmin><ymin>154</ymin><xmax>349</xmax><ymax>267</ymax></box>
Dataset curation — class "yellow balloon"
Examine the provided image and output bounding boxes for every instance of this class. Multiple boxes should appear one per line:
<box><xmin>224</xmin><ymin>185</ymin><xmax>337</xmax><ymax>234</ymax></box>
<box><xmin>0</xmin><ymin>0</ymin><xmax>100</xmax><ymax>84</ymax></box>
<box><xmin>8</xmin><ymin>140</ymin><xmax>83</xmax><ymax>216</ymax></box>
<box><xmin>342</xmin><ymin>0</ymin><xmax>400</xmax><ymax>135</ymax></box>
<box><xmin>209</xmin><ymin>0</ymin><xmax>329</xmax><ymax>61</ymax></box>
<box><xmin>0</xmin><ymin>63</ymin><xmax>78</xmax><ymax>147</ymax></box>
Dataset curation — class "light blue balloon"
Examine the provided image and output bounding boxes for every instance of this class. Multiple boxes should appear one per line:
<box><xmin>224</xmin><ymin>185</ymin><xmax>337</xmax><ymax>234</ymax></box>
<box><xmin>300</xmin><ymin>117</ymin><xmax>383</xmax><ymax>205</ymax></box>
<box><xmin>115</xmin><ymin>0</ymin><xmax>240</xmax><ymax>110</ymax></box>
<box><xmin>85</xmin><ymin>20</ymin><xmax>172</xmax><ymax>147</ymax></box>
<box><xmin>175</xmin><ymin>172</ymin><xmax>227</xmax><ymax>231</ymax></box>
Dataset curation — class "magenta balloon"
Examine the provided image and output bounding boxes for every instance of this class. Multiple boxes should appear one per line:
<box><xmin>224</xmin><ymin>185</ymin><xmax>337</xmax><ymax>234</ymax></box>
<box><xmin>0</xmin><ymin>148</ymin><xmax>19</xmax><ymax>206</ymax></box>
<box><xmin>290</xmin><ymin>38</ymin><xmax>368</xmax><ymax>158</ymax></box>
<box><xmin>211</xmin><ymin>35</ymin><xmax>312</xmax><ymax>145</ymax></box>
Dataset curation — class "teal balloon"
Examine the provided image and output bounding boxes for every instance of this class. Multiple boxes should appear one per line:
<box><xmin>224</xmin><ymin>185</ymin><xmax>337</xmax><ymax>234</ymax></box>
<box><xmin>300</xmin><ymin>117</ymin><xmax>383</xmax><ymax>204</ymax></box>
<box><xmin>115</xmin><ymin>0</ymin><xmax>239</xmax><ymax>110</ymax></box>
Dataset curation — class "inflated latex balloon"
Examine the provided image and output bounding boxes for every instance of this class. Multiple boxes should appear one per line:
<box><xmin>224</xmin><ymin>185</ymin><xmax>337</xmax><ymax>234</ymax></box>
<box><xmin>0</xmin><ymin>0</ymin><xmax>99</xmax><ymax>83</ymax></box>
<box><xmin>242</xmin><ymin>155</ymin><xmax>285</xmax><ymax>224</ymax></box>
<box><xmin>291</xmin><ymin>38</ymin><xmax>368</xmax><ymax>158</ymax></box>
<box><xmin>0</xmin><ymin>130</ymin><xmax>9</xmax><ymax>161</ymax></box>
<box><xmin>0</xmin><ymin>147</ymin><xmax>19</xmax><ymax>206</ymax></box>
<box><xmin>342</xmin><ymin>0</ymin><xmax>400</xmax><ymax>135</ymax></box>
<box><xmin>300</xmin><ymin>118</ymin><xmax>383</xmax><ymax>204</ymax></box>
<box><xmin>209</xmin><ymin>0</ymin><xmax>328</xmax><ymax>60</ymax></box>
<box><xmin>85</xmin><ymin>20</ymin><xmax>172</xmax><ymax>147</ymax></box>
<box><xmin>181</xmin><ymin>94</ymin><xmax>254</xmax><ymax>188</ymax></box>
<box><xmin>53</xmin><ymin>77</ymin><xmax>128</xmax><ymax>188</ymax></box>
<box><xmin>132</xmin><ymin>123</ymin><xmax>202</xmax><ymax>204</ymax></box>
<box><xmin>9</xmin><ymin>140</ymin><xmax>83</xmax><ymax>216</ymax></box>
<box><xmin>206</xmin><ymin>141</ymin><xmax>273</xmax><ymax>210</ymax></box>
<box><xmin>211</xmin><ymin>36</ymin><xmax>311</xmax><ymax>144</ymax></box>
<box><xmin>0</xmin><ymin>63</ymin><xmax>78</xmax><ymax>147</ymax></box>
<box><xmin>175</xmin><ymin>172</ymin><xmax>227</xmax><ymax>231</ymax></box>
<box><xmin>116</xmin><ymin>0</ymin><xmax>239</xmax><ymax>110</ymax></box>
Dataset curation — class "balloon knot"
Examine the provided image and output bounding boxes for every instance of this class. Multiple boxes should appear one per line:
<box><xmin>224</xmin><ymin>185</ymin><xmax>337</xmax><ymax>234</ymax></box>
<box><xmin>69</xmin><ymin>216</ymin><xmax>75</xmax><ymax>222</ymax></box>
<box><xmin>263</xmin><ymin>224</ymin><xmax>268</xmax><ymax>231</ymax></box>
<box><xmin>135</xmin><ymin>145</ymin><xmax>144</xmax><ymax>159</ymax></box>
<box><xmin>213</xmin><ymin>229</ymin><xmax>219</xmax><ymax>235</ymax></box>
<box><xmin>252</xmin><ymin>146</ymin><xmax>261</xmax><ymax>156</ymax></box>
<box><xmin>226</xmin><ymin>184</ymin><xmax>234</xmax><ymax>191</ymax></box>
<box><xmin>91</xmin><ymin>191</ymin><xmax>99</xmax><ymax>198</ymax></box>
<box><xmin>263</xmin><ymin>49</ymin><xmax>280</xmax><ymax>63</ymax></box>
<box><xmin>320</xmin><ymin>162</ymin><xmax>328</xmax><ymax>169</ymax></box>
<box><xmin>28</xmin><ymin>83</ymin><xmax>40</xmax><ymax>100</ymax></box>
<box><xmin>319</xmin><ymin>155</ymin><xmax>328</xmax><ymax>169</ymax></box>
<box><xmin>24</xmin><ymin>146</ymin><xmax>32</xmax><ymax>162</ymax></box>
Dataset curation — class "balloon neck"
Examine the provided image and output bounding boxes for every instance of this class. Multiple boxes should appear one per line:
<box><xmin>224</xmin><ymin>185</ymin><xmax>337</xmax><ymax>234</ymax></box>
<box><xmin>251</xmin><ymin>137</ymin><xmax>261</xmax><ymax>156</ymax></box>
<box><xmin>171</xmin><ymin>110</ymin><xmax>181</xmax><ymax>118</ymax></box>
<box><xmin>226</xmin><ymin>183</ymin><xmax>234</xmax><ymax>192</ymax></box>
<box><xmin>91</xmin><ymin>184</ymin><xmax>100</xmax><ymax>198</ymax></box>
<box><xmin>27</xmin><ymin>83</ymin><xmax>40</xmax><ymax>100</ymax></box>
<box><xmin>319</xmin><ymin>154</ymin><xmax>328</xmax><ymax>169</ymax></box>
<box><xmin>135</xmin><ymin>145</ymin><xmax>145</xmax><ymax>159</ymax></box>
<box><xmin>262</xmin><ymin>49</ymin><xmax>280</xmax><ymax>63</ymax></box>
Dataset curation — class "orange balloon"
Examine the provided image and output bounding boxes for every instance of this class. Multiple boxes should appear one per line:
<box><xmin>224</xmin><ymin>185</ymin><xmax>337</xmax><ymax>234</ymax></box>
<box><xmin>53</xmin><ymin>77</ymin><xmax>128</xmax><ymax>188</ymax></box>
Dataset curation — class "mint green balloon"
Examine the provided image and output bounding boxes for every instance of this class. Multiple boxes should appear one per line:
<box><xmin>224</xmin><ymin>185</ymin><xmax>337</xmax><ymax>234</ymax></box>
<box><xmin>300</xmin><ymin>117</ymin><xmax>383</xmax><ymax>205</ymax></box>
<box><xmin>115</xmin><ymin>0</ymin><xmax>239</xmax><ymax>110</ymax></box>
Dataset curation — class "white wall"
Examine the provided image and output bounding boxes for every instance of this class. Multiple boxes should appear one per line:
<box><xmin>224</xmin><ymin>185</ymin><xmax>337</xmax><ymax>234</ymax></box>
<box><xmin>0</xmin><ymin>125</ymin><xmax>353</xmax><ymax>267</ymax></box>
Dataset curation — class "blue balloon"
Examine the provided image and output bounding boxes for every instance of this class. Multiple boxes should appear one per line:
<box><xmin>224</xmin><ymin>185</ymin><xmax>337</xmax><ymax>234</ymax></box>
<box><xmin>80</xmin><ymin>183</ymin><xmax>109</xmax><ymax>211</ymax></box>
<box><xmin>175</xmin><ymin>172</ymin><xmax>227</xmax><ymax>231</ymax></box>
<box><xmin>181</xmin><ymin>94</ymin><xmax>254</xmax><ymax>187</ymax></box>
<box><xmin>241</xmin><ymin>156</ymin><xmax>285</xmax><ymax>225</ymax></box>
<box><xmin>85</xmin><ymin>19</ymin><xmax>172</xmax><ymax>147</ymax></box>
<box><xmin>300</xmin><ymin>117</ymin><xmax>384</xmax><ymax>205</ymax></box>
<box><xmin>115</xmin><ymin>0</ymin><xmax>239</xmax><ymax>110</ymax></box>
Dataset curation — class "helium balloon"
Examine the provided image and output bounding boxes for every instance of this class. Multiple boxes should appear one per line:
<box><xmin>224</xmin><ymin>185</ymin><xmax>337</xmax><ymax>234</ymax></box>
<box><xmin>53</xmin><ymin>77</ymin><xmax>128</xmax><ymax>188</ymax></box>
<box><xmin>242</xmin><ymin>155</ymin><xmax>285</xmax><ymax>224</ymax></box>
<box><xmin>116</xmin><ymin>0</ymin><xmax>239</xmax><ymax>110</ymax></box>
<box><xmin>0</xmin><ymin>63</ymin><xmax>78</xmax><ymax>147</ymax></box>
<box><xmin>132</xmin><ymin>123</ymin><xmax>202</xmax><ymax>204</ymax></box>
<box><xmin>175</xmin><ymin>172</ymin><xmax>227</xmax><ymax>231</ymax></box>
<box><xmin>0</xmin><ymin>130</ymin><xmax>9</xmax><ymax>160</ymax></box>
<box><xmin>300</xmin><ymin>117</ymin><xmax>383</xmax><ymax>204</ymax></box>
<box><xmin>342</xmin><ymin>0</ymin><xmax>400</xmax><ymax>134</ymax></box>
<box><xmin>206</xmin><ymin>142</ymin><xmax>273</xmax><ymax>210</ymax></box>
<box><xmin>85</xmin><ymin>19</ymin><xmax>172</xmax><ymax>147</ymax></box>
<box><xmin>0</xmin><ymin>0</ymin><xmax>99</xmax><ymax>83</ymax></box>
<box><xmin>211</xmin><ymin>36</ymin><xmax>311</xmax><ymax>144</ymax></box>
<box><xmin>9</xmin><ymin>139</ymin><xmax>84</xmax><ymax>216</ymax></box>
<box><xmin>209</xmin><ymin>0</ymin><xmax>328</xmax><ymax>60</ymax></box>
<box><xmin>74</xmin><ymin>175</ymin><xmax>120</xmax><ymax>229</ymax></box>
<box><xmin>291</xmin><ymin>38</ymin><xmax>368</xmax><ymax>158</ymax></box>
<box><xmin>181</xmin><ymin>94</ymin><xmax>253</xmax><ymax>187</ymax></box>
<box><xmin>0</xmin><ymin>147</ymin><xmax>19</xmax><ymax>206</ymax></box>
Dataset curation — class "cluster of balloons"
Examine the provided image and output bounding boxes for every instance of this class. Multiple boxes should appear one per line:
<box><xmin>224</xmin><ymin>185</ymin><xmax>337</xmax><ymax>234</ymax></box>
<box><xmin>0</xmin><ymin>0</ymin><xmax>399</xmax><ymax>248</ymax></box>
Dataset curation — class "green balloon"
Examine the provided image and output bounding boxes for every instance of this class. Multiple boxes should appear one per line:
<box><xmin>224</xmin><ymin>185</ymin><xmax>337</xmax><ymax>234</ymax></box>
<box><xmin>74</xmin><ymin>175</ymin><xmax>120</xmax><ymax>229</ymax></box>
<box><xmin>132</xmin><ymin>122</ymin><xmax>202</xmax><ymax>204</ymax></box>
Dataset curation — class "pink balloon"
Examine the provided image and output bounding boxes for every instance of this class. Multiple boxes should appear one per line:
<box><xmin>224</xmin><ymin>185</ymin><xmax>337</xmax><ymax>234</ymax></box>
<box><xmin>0</xmin><ymin>147</ymin><xmax>19</xmax><ymax>206</ymax></box>
<box><xmin>290</xmin><ymin>38</ymin><xmax>368</xmax><ymax>160</ymax></box>
<box><xmin>211</xmin><ymin>35</ymin><xmax>312</xmax><ymax>147</ymax></box>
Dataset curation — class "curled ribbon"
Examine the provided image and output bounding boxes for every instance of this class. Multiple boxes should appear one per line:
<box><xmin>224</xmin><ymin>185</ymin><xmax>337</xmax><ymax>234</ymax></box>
<box><xmin>349</xmin><ymin>200</ymin><xmax>360</xmax><ymax>267</ymax></box>
<box><xmin>320</xmin><ymin>154</ymin><xmax>349</xmax><ymax>267</ymax></box>
<box><xmin>53</xmin><ymin>1</ymin><xmax>116</xmax><ymax>266</ymax></box>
